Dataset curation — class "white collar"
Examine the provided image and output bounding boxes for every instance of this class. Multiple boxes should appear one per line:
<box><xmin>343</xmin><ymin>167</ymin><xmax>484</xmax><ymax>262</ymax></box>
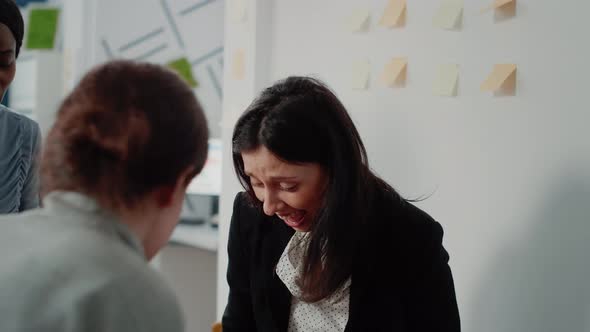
<box><xmin>42</xmin><ymin>191</ymin><xmax>145</xmax><ymax>258</ymax></box>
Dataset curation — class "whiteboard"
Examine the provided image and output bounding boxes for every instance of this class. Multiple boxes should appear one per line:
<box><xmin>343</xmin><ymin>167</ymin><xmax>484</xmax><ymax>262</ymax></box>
<box><xmin>93</xmin><ymin>0</ymin><xmax>224</xmax><ymax>138</ymax></box>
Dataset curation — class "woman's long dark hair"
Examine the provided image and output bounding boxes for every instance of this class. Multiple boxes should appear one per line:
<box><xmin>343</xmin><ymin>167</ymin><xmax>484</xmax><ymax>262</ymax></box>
<box><xmin>232</xmin><ymin>76</ymin><xmax>399</xmax><ymax>302</ymax></box>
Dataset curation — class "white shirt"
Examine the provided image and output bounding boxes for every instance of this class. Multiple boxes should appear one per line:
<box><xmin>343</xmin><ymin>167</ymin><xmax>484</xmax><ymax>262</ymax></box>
<box><xmin>276</xmin><ymin>232</ymin><xmax>351</xmax><ymax>332</ymax></box>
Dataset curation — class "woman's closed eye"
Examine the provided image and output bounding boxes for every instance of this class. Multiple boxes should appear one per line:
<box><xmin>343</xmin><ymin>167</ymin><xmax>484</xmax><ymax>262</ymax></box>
<box><xmin>251</xmin><ymin>181</ymin><xmax>296</xmax><ymax>192</ymax></box>
<box><xmin>251</xmin><ymin>180</ymin><xmax>264</xmax><ymax>188</ymax></box>
<box><xmin>279</xmin><ymin>183</ymin><xmax>298</xmax><ymax>192</ymax></box>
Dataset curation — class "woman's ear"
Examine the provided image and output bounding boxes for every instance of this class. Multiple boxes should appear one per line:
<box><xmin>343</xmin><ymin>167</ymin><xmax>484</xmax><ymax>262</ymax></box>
<box><xmin>178</xmin><ymin>165</ymin><xmax>197</xmax><ymax>189</ymax></box>
<box><xmin>154</xmin><ymin>166</ymin><xmax>195</xmax><ymax>208</ymax></box>
<box><xmin>154</xmin><ymin>185</ymin><xmax>175</xmax><ymax>208</ymax></box>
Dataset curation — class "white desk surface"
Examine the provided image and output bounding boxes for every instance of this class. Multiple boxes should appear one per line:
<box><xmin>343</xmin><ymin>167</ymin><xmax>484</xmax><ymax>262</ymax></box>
<box><xmin>170</xmin><ymin>223</ymin><xmax>218</xmax><ymax>252</ymax></box>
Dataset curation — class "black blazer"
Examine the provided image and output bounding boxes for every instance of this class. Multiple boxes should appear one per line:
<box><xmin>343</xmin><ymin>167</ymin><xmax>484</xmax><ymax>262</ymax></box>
<box><xmin>222</xmin><ymin>189</ymin><xmax>460</xmax><ymax>332</ymax></box>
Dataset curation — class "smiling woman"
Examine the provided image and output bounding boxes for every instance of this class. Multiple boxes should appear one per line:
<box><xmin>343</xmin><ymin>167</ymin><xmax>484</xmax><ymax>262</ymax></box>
<box><xmin>223</xmin><ymin>77</ymin><xmax>461</xmax><ymax>332</ymax></box>
<box><xmin>0</xmin><ymin>0</ymin><xmax>42</xmax><ymax>213</ymax></box>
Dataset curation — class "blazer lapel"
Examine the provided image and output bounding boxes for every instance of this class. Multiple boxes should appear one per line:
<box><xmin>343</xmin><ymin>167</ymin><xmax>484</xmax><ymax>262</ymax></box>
<box><xmin>344</xmin><ymin>249</ymin><xmax>369</xmax><ymax>332</ymax></box>
<box><xmin>345</xmin><ymin>217</ymin><xmax>380</xmax><ymax>332</ymax></box>
<box><xmin>261</xmin><ymin>216</ymin><xmax>294</xmax><ymax>332</ymax></box>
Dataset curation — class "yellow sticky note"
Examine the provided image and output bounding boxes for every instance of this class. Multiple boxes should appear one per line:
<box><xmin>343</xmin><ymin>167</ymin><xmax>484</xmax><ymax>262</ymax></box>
<box><xmin>379</xmin><ymin>0</ymin><xmax>406</xmax><ymax>28</ymax></box>
<box><xmin>493</xmin><ymin>0</ymin><xmax>515</xmax><ymax>8</ymax></box>
<box><xmin>433</xmin><ymin>0</ymin><xmax>463</xmax><ymax>30</ymax></box>
<box><xmin>352</xmin><ymin>60</ymin><xmax>370</xmax><ymax>90</ymax></box>
<box><xmin>481</xmin><ymin>64</ymin><xmax>516</xmax><ymax>93</ymax></box>
<box><xmin>433</xmin><ymin>64</ymin><xmax>459</xmax><ymax>96</ymax></box>
<box><xmin>348</xmin><ymin>8</ymin><xmax>370</xmax><ymax>32</ymax></box>
<box><xmin>380</xmin><ymin>57</ymin><xmax>407</xmax><ymax>87</ymax></box>
<box><xmin>230</xmin><ymin>0</ymin><xmax>247</xmax><ymax>23</ymax></box>
<box><xmin>481</xmin><ymin>0</ymin><xmax>515</xmax><ymax>13</ymax></box>
<box><xmin>232</xmin><ymin>49</ymin><xmax>245</xmax><ymax>80</ymax></box>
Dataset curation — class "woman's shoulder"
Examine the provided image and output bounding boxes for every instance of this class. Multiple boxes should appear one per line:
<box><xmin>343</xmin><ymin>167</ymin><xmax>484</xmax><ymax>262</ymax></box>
<box><xmin>372</xmin><ymin>186</ymin><xmax>443</xmax><ymax>244</ymax></box>
<box><xmin>231</xmin><ymin>191</ymin><xmax>290</xmax><ymax>239</ymax></box>
<box><xmin>0</xmin><ymin>105</ymin><xmax>38</xmax><ymax>127</ymax></box>
<box><xmin>232</xmin><ymin>191</ymin><xmax>262</xmax><ymax>218</ymax></box>
<box><xmin>0</xmin><ymin>105</ymin><xmax>41</xmax><ymax>142</ymax></box>
<box><xmin>231</xmin><ymin>191</ymin><xmax>265</xmax><ymax>232</ymax></box>
<box><xmin>365</xmin><ymin>188</ymin><xmax>449</xmax><ymax>276</ymax></box>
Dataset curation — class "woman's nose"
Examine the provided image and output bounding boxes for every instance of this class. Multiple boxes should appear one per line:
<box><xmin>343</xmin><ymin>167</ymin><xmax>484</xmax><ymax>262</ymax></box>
<box><xmin>262</xmin><ymin>190</ymin><xmax>281</xmax><ymax>216</ymax></box>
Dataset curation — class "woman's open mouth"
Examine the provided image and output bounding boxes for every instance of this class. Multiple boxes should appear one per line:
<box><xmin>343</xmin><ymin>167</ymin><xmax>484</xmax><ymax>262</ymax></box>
<box><xmin>277</xmin><ymin>210</ymin><xmax>307</xmax><ymax>228</ymax></box>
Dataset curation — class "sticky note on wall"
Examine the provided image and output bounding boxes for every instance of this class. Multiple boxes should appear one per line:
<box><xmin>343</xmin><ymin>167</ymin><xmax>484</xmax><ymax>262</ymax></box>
<box><xmin>433</xmin><ymin>64</ymin><xmax>459</xmax><ymax>96</ymax></box>
<box><xmin>167</xmin><ymin>57</ymin><xmax>198</xmax><ymax>88</ymax></box>
<box><xmin>348</xmin><ymin>8</ymin><xmax>370</xmax><ymax>32</ymax></box>
<box><xmin>232</xmin><ymin>49</ymin><xmax>245</xmax><ymax>80</ymax></box>
<box><xmin>379</xmin><ymin>0</ymin><xmax>406</xmax><ymax>28</ymax></box>
<box><xmin>492</xmin><ymin>0</ymin><xmax>515</xmax><ymax>9</ymax></box>
<box><xmin>380</xmin><ymin>57</ymin><xmax>407</xmax><ymax>87</ymax></box>
<box><xmin>26</xmin><ymin>8</ymin><xmax>60</xmax><ymax>50</ymax></box>
<box><xmin>352</xmin><ymin>60</ymin><xmax>370</xmax><ymax>90</ymax></box>
<box><xmin>433</xmin><ymin>0</ymin><xmax>463</xmax><ymax>30</ymax></box>
<box><xmin>481</xmin><ymin>0</ymin><xmax>516</xmax><ymax>13</ymax></box>
<box><xmin>481</xmin><ymin>64</ymin><xmax>516</xmax><ymax>94</ymax></box>
<box><xmin>230</xmin><ymin>0</ymin><xmax>247</xmax><ymax>23</ymax></box>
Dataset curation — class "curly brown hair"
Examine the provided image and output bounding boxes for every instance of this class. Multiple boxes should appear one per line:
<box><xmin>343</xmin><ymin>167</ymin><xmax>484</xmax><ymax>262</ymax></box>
<box><xmin>41</xmin><ymin>60</ymin><xmax>209</xmax><ymax>210</ymax></box>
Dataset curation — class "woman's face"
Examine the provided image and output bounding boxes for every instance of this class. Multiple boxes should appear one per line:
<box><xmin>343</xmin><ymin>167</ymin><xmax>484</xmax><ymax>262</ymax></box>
<box><xmin>242</xmin><ymin>146</ymin><xmax>328</xmax><ymax>232</ymax></box>
<box><xmin>0</xmin><ymin>23</ymin><xmax>16</xmax><ymax>102</ymax></box>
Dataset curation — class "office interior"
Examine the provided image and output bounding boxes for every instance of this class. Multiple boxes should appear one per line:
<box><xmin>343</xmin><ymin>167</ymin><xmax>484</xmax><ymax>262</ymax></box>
<box><xmin>4</xmin><ymin>1</ymin><xmax>589</xmax><ymax>331</ymax></box>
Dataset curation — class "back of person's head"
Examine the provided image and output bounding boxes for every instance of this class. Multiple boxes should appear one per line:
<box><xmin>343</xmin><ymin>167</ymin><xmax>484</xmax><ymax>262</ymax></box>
<box><xmin>0</xmin><ymin>0</ymin><xmax>24</xmax><ymax>58</ymax></box>
<box><xmin>41</xmin><ymin>60</ymin><xmax>209</xmax><ymax>210</ymax></box>
<box><xmin>233</xmin><ymin>76</ymin><xmax>383</xmax><ymax>302</ymax></box>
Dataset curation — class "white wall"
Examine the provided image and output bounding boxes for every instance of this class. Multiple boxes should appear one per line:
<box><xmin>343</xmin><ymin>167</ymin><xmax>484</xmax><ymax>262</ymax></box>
<box><xmin>218</xmin><ymin>0</ymin><xmax>590</xmax><ymax>330</ymax></box>
<box><xmin>8</xmin><ymin>2</ymin><xmax>64</xmax><ymax>134</ymax></box>
<box><xmin>158</xmin><ymin>245</ymin><xmax>217</xmax><ymax>332</ymax></box>
<box><xmin>216</xmin><ymin>0</ymin><xmax>274</xmax><ymax>317</ymax></box>
<box><xmin>62</xmin><ymin>0</ymin><xmax>97</xmax><ymax>93</ymax></box>
<box><xmin>10</xmin><ymin>51</ymin><xmax>63</xmax><ymax>135</ymax></box>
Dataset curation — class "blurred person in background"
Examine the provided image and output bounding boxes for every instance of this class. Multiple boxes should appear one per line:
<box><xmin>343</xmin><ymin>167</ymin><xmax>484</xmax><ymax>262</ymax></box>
<box><xmin>0</xmin><ymin>0</ymin><xmax>42</xmax><ymax>213</ymax></box>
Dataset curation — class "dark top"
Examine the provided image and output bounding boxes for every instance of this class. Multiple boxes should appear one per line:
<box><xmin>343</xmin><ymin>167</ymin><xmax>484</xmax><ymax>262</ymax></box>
<box><xmin>222</xmin><ymin>188</ymin><xmax>461</xmax><ymax>332</ymax></box>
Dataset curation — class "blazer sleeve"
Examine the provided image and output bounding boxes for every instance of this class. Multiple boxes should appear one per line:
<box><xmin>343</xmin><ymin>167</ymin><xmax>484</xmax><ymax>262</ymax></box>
<box><xmin>19</xmin><ymin>121</ymin><xmax>41</xmax><ymax>211</ymax></box>
<box><xmin>405</xmin><ymin>221</ymin><xmax>461</xmax><ymax>332</ymax></box>
<box><xmin>222</xmin><ymin>192</ymin><xmax>257</xmax><ymax>331</ymax></box>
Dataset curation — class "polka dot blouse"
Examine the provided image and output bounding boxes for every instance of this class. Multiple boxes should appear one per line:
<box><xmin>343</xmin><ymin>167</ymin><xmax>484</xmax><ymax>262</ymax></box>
<box><xmin>276</xmin><ymin>232</ymin><xmax>351</xmax><ymax>332</ymax></box>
